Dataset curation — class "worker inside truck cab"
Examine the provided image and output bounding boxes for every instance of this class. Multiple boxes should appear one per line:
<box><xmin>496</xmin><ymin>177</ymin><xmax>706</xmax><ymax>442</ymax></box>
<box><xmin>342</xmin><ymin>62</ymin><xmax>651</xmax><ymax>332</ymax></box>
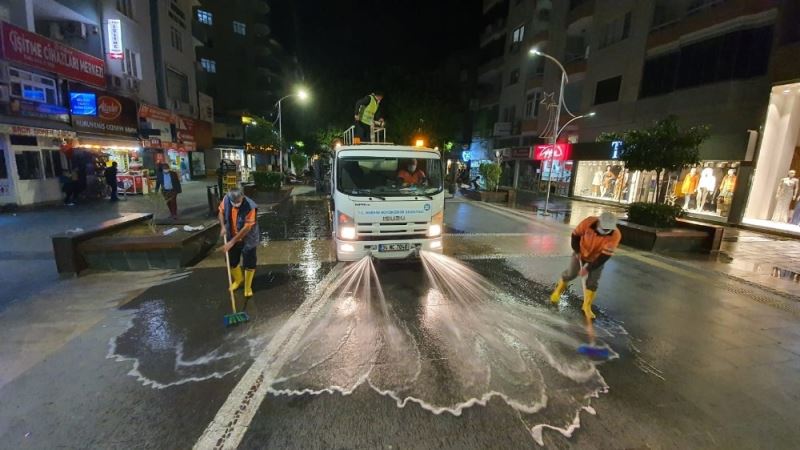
<box><xmin>397</xmin><ymin>159</ymin><xmax>427</xmax><ymax>186</ymax></box>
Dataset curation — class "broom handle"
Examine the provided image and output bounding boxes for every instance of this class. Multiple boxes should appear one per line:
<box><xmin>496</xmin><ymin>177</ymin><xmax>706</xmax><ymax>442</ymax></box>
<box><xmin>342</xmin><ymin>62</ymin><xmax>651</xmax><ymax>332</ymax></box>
<box><xmin>223</xmin><ymin>233</ymin><xmax>238</xmax><ymax>314</ymax></box>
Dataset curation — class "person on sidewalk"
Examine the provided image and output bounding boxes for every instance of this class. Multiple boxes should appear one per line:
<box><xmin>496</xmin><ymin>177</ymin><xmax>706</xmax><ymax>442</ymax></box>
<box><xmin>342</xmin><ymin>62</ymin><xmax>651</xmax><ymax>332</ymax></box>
<box><xmin>159</xmin><ymin>164</ymin><xmax>182</xmax><ymax>220</ymax></box>
<box><xmin>218</xmin><ymin>188</ymin><xmax>260</xmax><ymax>299</ymax></box>
<box><xmin>354</xmin><ymin>91</ymin><xmax>384</xmax><ymax>142</ymax></box>
<box><xmin>550</xmin><ymin>212</ymin><xmax>621</xmax><ymax>320</ymax></box>
<box><xmin>105</xmin><ymin>161</ymin><xmax>119</xmax><ymax>202</ymax></box>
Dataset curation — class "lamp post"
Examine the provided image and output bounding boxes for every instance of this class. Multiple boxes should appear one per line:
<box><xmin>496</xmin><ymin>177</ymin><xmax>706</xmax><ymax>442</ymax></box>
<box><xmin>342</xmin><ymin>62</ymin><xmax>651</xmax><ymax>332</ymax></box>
<box><xmin>529</xmin><ymin>48</ymin><xmax>594</xmax><ymax>216</ymax></box>
<box><xmin>274</xmin><ymin>88</ymin><xmax>309</xmax><ymax>175</ymax></box>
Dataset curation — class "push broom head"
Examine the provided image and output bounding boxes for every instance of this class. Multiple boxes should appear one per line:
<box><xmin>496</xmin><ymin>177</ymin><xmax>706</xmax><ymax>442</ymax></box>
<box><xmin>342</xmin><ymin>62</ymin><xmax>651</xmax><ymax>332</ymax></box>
<box><xmin>224</xmin><ymin>311</ymin><xmax>250</xmax><ymax>327</ymax></box>
<box><xmin>577</xmin><ymin>344</ymin><xmax>611</xmax><ymax>360</ymax></box>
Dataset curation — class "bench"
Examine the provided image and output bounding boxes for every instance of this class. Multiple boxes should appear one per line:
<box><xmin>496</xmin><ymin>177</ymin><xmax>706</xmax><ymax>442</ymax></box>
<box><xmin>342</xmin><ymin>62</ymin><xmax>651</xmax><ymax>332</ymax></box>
<box><xmin>618</xmin><ymin>218</ymin><xmax>724</xmax><ymax>254</ymax></box>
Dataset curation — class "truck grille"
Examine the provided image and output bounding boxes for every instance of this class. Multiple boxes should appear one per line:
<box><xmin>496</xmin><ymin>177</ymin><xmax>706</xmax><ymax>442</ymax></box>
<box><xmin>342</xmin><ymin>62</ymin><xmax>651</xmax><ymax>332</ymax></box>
<box><xmin>357</xmin><ymin>222</ymin><xmax>429</xmax><ymax>237</ymax></box>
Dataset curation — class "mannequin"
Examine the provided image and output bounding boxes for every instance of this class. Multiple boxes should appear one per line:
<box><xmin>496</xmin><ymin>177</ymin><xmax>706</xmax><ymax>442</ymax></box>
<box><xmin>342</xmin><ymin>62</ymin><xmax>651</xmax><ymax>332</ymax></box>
<box><xmin>614</xmin><ymin>169</ymin><xmax>629</xmax><ymax>201</ymax></box>
<box><xmin>681</xmin><ymin>168</ymin><xmax>700</xmax><ymax>209</ymax></box>
<box><xmin>716</xmin><ymin>169</ymin><xmax>737</xmax><ymax>216</ymax></box>
<box><xmin>771</xmin><ymin>170</ymin><xmax>799</xmax><ymax>223</ymax></box>
<box><xmin>591</xmin><ymin>168</ymin><xmax>603</xmax><ymax>196</ymax></box>
<box><xmin>601</xmin><ymin>165</ymin><xmax>614</xmax><ymax>197</ymax></box>
<box><xmin>696</xmin><ymin>168</ymin><xmax>716</xmax><ymax>212</ymax></box>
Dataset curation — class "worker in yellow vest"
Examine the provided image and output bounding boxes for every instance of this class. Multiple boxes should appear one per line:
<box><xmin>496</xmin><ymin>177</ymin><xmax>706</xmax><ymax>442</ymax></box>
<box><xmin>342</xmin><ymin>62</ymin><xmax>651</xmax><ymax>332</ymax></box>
<box><xmin>354</xmin><ymin>91</ymin><xmax>384</xmax><ymax>142</ymax></box>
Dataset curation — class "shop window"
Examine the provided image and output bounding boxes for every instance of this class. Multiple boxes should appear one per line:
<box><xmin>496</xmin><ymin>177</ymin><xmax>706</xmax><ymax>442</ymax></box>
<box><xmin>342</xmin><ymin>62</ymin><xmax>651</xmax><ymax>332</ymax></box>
<box><xmin>670</xmin><ymin>162</ymin><xmax>739</xmax><ymax>218</ymax></box>
<box><xmin>594</xmin><ymin>76</ymin><xmax>622</xmax><ymax>105</ymax></box>
<box><xmin>43</xmin><ymin>150</ymin><xmax>63</xmax><ymax>179</ymax></box>
<box><xmin>233</xmin><ymin>21</ymin><xmax>246</xmax><ymax>36</ymax></box>
<box><xmin>197</xmin><ymin>9</ymin><xmax>213</xmax><ymax>25</ymax></box>
<box><xmin>641</xmin><ymin>26</ymin><xmax>773</xmax><ymax>98</ymax></box>
<box><xmin>15</xmin><ymin>151</ymin><xmax>42</xmax><ymax>180</ymax></box>
<box><xmin>166</xmin><ymin>68</ymin><xmax>189</xmax><ymax>102</ymax></box>
<box><xmin>9</xmin><ymin>68</ymin><xmax>57</xmax><ymax>105</ymax></box>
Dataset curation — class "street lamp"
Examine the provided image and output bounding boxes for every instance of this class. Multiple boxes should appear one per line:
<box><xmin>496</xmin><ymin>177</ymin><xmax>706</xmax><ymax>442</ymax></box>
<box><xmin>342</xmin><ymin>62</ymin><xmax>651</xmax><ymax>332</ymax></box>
<box><xmin>275</xmin><ymin>87</ymin><xmax>310</xmax><ymax>175</ymax></box>
<box><xmin>529</xmin><ymin>48</ymin><xmax>594</xmax><ymax>216</ymax></box>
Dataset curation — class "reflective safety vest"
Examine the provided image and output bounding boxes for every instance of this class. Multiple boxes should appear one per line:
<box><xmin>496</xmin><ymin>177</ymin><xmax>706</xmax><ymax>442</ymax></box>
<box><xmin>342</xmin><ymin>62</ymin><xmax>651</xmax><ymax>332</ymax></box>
<box><xmin>358</xmin><ymin>95</ymin><xmax>379</xmax><ymax>125</ymax></box>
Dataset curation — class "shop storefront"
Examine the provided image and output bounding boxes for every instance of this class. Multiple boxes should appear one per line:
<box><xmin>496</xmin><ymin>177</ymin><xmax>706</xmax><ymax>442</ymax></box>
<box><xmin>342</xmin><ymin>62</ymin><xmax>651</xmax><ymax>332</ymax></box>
<box><xmin>217</xmin><ymin>147</ymin><xmax>255</xmax><ymax>182</ymax></box>
<box><xmin>68</xmin><ymin>84</ymin><xmax>145</xmax><ymax>195</ymax></box>
<box><xmin>534</xmin><ymin>143</ymin><xmax>572</xmax><ymax>196</ymax></box>
<box><xmin>743</xmin><ymin>82</ymin><xmax>800</xmax><ymax>235</ymax></box>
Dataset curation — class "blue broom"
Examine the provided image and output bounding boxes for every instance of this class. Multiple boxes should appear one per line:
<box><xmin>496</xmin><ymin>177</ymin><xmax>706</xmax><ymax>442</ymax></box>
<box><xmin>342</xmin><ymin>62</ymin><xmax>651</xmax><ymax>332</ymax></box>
<box><xmin>578</xmin><ymin>265</ymin><xmax>610</xmax><ymax>359</ymax></box>
<box><xmin>222</xmin><ymin>235</ymin><xmax>249</xmax><ymax>327</ymax></box>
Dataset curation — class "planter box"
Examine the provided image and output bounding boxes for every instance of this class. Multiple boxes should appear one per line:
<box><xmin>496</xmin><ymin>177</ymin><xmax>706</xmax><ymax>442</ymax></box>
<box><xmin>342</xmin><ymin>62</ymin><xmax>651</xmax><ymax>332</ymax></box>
<box><xmin>460</xmin><ymin>188</ymin><xmax>516</xmax><ymax>203</ymax></box>
<box><xmin>78</xmin><ymin>222</ymin><xmax>220</xmax><ymax>272</ymax></box>
<box><xmin>618</xmin><ymin>219</ymin><xmax>723</xmax><ymax>254</ymax></box>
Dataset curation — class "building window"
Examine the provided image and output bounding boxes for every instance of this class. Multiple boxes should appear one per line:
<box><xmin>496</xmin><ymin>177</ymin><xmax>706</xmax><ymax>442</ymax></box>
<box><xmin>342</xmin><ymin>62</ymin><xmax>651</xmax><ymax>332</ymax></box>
<box><xmin>509</xmin><ymin>68</ymin><xmax>520</xmax><ymax>85</ymax></box>
<box><xmin>43</xmin><ymin>150</ymin><xmax>63</xmax><ymax>178</ymax></box>
<box><xmin>9</xmin><ymin>68</ymin><xmax>57</xmax><ymax>104</ymax></box>
<box><xmin>170</xmin><ymin>27</ymin><xmax>183</xmax><ymax>51</ymax></box>
<box><xmin>640</xmin><ymin>26</ymin><xmax>773</xmax><ymax>98</ymax></box>
<box><xmin>197</xmin><ymin>9</ymin><xmax>213</xmax><ymax>25</ymax></box>
<box><xmin>512</xmin><ymin>25</ymin><xmax>525</xmax><ymax>43</ymax></box>
<box><xmin>525</xmin><ymin>91</ymin><xmax>541</xmax><ymax>118</ymax></box>
<box><xmin>15</xmin><ymin>151</ymin><xmax>42</xmax><ymax>180</ymax></box>
<box><xmin>598</xmin><ymin>12</ymin><xmax>631</xmax><ymax>49</ymax></box>
<box><xmin>594</xmin><ymin>76</ymin><xmax>622</xmax><ymax>105</ymax></box>
<box><xmin>200</xmin><ymin>58</ymin><xmax>217</xmax><ymax>73</ymax></box>
<box><xmin>166</xmin><ymin>68</ymin><xmax>189</xmax><ymax>103</ymax></box>
<box><xmin>117</xmin><ymin>0</ymin><xmax>133</xmax><ymax>18</ymax></box>
<box><xmin>0</xmin><ymin>151</ymin><xmax>8</xmax><ymax>179</ymax></box>
<box><xmin>502</xmin><ymin>105</ymin><xmax>517</xmax><ymax>123</ymax></box>
<box><xmin>123</xmin><ymin>49</ymin><xmax>142</xmax><ymax>79</ymax></box>
<box><xmin>169</xmin><ymin>0</ymin><xmax>186</xmax><ymax>28</ymax></box>
<box><xmin>233</xmin><ymin>21</ymin><xmax>246</xmax><ymax>35</ymax></box>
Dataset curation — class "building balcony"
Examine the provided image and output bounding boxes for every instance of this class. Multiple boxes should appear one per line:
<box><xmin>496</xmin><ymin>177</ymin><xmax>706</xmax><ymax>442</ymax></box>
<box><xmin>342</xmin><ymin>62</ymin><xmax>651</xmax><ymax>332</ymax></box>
<box><xmin>253</xmin><ymin>22</ymin><xmax>270</xmax><ymax>38</ymax></box>
<box><xmin>647</xmin><ymin>0</ymin><xmax>778</xmax><ymax>50</ymax></box>
<box><xmin>567</xmin><ymin>0</ymin><xmax>594</xmax><ymax>25</ymax></box>
<box><xmin>565</xmin><ymin>58</ymin><xmax>587</xmax><ymax>75</ymax></box>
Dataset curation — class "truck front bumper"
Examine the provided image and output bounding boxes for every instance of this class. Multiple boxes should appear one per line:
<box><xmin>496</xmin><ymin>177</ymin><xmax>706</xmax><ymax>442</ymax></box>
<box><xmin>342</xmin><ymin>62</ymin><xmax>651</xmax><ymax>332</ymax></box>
<box><xmin>335</xmin><ymin>237</ymin><xmax>443</xmax><ymax>262</ymax></box>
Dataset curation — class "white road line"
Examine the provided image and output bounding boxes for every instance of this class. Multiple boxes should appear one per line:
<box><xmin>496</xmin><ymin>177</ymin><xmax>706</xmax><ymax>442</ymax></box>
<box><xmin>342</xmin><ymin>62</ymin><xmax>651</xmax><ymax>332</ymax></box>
<box><xmin>193</xmin><ymin>262</ymin><xmax>346</xmax><ymax>450</ymax></box>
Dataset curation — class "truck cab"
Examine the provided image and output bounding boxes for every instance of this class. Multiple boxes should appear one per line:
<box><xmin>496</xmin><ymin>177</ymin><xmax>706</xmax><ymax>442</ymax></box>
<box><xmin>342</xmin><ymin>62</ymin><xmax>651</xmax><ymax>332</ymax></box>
<box><xmin>331</xmin><ymin>144</ymin><xmax>445</xmax><ymax>261</ymax></box>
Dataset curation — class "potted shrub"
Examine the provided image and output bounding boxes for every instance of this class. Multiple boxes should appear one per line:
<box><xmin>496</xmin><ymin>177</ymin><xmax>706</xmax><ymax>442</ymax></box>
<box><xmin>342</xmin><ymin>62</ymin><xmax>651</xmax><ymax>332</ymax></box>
<box><xmin>627</xmin><ymin>202</ymin><xmax>684</xmax><ymax>228</ymax></box>
<box><xmin>618</xmin><ymin>202</ymin><xmax>721</xmax><ymax>253</ymax></box>
<box><xmin>475</xmin><ymin>162</ymin><xmax>509</xmax><ymax>202</ymax></box>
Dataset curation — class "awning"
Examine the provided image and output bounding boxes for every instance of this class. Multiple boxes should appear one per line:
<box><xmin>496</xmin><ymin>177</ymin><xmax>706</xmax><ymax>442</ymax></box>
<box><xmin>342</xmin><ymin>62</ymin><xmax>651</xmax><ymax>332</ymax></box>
<box><xmin>74</xmin><ymin>133</ymin><xmax>141</xmax><ymax>151</ymax></box>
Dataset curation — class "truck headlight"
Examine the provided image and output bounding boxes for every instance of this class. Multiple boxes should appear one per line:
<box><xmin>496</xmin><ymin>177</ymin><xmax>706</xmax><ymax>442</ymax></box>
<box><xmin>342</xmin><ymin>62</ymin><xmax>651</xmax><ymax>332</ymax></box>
<box><xmin>338</xmin><ymin>211</ymin><xmax>356</xmax><ymax>240</ymax></box>
<box><xmin>428</xmin><ymin>211</ymin><xmax>444</xmax><ymax>237</ymax></box>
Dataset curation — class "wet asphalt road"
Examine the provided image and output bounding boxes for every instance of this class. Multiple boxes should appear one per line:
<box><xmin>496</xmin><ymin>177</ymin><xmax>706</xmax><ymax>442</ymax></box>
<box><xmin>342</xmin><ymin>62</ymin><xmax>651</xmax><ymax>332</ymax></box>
<box><xmin>1</xmin><ymin>194</ymin><xmax>800</xmax><ymax>449</ymax></box>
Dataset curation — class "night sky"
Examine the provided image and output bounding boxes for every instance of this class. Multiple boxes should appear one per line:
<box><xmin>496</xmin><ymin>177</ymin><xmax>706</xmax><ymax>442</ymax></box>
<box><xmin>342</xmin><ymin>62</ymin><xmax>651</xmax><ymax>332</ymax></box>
<box><xmin>270</xmin><ymin>0</ymin><xmax>482</xmax><ymax>138</ymax></box>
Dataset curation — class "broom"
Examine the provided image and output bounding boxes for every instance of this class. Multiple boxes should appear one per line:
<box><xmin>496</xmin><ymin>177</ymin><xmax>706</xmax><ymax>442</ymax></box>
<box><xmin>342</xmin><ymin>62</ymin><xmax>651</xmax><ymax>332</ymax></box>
<box><xmin>577</xmin><ymin>263</ymin><xmax>610</xmax><ymax>359</ymax></box>
<box><xmin>222</xmin><ymin>234</ymin><xmax>249</xmax><ymax>327</ymax></box>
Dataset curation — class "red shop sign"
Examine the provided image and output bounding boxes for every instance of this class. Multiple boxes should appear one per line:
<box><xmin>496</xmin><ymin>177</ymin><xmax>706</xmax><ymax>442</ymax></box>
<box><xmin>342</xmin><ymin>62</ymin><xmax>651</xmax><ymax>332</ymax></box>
<box><xmin>534</xmin><ymin>143</ymin><xmax>572</xmax><ymax>161</ymax></box>
<box><xmin>0</xmin><ymin>21</ymin><xmax>105</xmax><ymax>88</ymax></box>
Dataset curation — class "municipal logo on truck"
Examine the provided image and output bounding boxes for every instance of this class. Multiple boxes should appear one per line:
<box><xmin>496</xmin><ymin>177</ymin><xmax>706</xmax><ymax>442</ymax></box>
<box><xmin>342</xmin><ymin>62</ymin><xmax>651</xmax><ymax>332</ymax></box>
<box><xmin>424</xmin><ymin>203</ymin><xmax>431</xmax><ymax>211</ymax></box>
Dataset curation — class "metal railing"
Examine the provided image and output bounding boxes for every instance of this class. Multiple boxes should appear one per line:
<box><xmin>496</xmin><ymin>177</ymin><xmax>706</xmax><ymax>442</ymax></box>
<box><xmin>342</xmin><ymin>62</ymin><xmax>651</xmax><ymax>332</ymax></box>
<box><xmin>341</xmin><ymin>124</ymin><xmax>387</xmax><ymax>146</ymax></box>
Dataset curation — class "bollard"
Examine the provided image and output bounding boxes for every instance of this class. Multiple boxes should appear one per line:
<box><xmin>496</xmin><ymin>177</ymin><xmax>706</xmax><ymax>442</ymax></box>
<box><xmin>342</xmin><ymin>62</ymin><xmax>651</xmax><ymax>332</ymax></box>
<box><xmin>207</xmin><ymin>185</ymin><xmax>220</xmax><ymax>217</ymax></box>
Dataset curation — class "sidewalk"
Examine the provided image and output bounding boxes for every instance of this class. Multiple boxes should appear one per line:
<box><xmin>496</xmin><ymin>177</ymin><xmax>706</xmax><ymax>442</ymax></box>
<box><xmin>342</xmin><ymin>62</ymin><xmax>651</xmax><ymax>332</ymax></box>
<box><xmin>0</xmin><ymin>178</ymin><xmax>218</xmax><ymax>310</ymax></box>
<box><xmin>492</xmin><ymin>191</ymin><xmax>800</xmax><ymax>300</ymax></box>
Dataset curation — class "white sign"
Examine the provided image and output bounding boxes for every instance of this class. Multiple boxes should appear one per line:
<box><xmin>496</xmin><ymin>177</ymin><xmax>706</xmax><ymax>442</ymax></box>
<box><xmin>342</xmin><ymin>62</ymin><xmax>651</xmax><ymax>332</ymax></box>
<box><xmin>107</xmin><ymin>19</ymin><xmax>123</xmax><ymax>60</ymax></box>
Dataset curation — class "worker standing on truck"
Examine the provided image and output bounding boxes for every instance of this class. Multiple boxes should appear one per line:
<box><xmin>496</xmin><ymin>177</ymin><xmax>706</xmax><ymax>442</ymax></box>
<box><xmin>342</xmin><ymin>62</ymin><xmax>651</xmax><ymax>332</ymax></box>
<box><xmin>550</xmin><ymin>212</ymin><xmax>621</xmax><ymax>320</ymax></box>
<box><xmin>354</xmin><ymin>91</ymin><xmax>384</xmax><ymax>142</ymax></box>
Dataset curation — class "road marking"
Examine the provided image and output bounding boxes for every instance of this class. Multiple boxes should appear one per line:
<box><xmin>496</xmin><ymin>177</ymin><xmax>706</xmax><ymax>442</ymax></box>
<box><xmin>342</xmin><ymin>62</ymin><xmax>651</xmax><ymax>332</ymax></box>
<box><xmin>193</xmin><ymin>262</ymin><xmax>347</xmax><ymax>450</ymax></box>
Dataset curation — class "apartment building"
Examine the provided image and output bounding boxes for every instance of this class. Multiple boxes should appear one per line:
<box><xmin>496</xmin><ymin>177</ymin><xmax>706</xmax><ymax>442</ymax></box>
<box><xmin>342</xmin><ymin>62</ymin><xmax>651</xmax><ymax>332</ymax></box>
<box><xmin>475</xmin><ymin>0</ymin><xmax>800</xmax><ymax>235</ymax></box>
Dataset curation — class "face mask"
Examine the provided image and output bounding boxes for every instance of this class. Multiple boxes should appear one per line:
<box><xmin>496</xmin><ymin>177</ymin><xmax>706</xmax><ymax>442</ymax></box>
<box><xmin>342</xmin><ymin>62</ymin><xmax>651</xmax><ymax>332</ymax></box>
<box><xmin>409</xmin><ymin>165</ymin><xmax>417</xmax><ymax>172</ymax></box>
<box><xmin>597</xmin><ymin>227</ymin><xmax>611</xmax><ymax>235</ymax></box>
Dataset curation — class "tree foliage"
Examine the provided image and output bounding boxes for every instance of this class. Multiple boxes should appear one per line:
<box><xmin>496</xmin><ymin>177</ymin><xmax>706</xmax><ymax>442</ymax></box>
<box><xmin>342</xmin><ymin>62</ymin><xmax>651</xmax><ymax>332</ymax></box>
<box><xmin>479</xmin><ymin>162</ymin><xmax>502</xmax><ymax>192</ymax></box>
<box><xmin>245</xmin><ymin>116</ymin><xmax>281</xmax><ymax>149</ymax></box>
<box><xmin>597</xmin><ymin>116</ymin><xmax>709</xmax><ymax>200</ymax></box>
<box><xmin>290</xmin><ymin>153</ymin><xmax>308</xmax><ymax>172</ymax></box>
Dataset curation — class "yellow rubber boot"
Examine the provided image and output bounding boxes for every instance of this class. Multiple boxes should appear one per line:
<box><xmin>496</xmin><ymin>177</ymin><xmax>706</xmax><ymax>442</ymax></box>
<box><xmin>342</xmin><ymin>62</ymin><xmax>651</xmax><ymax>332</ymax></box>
<box><xmin>229</xmin><ymin>266</ymin><xmax>244</xmax><ymax>291</ymax></box>
<box><xmin>582</xmin><ymin>289</ymin><xmax>597</xmax><ymax>320</ymax></box>
<box><xmin>550</xmin><ymin>279</ymin><xmax>567</xmax><ymax>304</ymax></box>
<box><xmin>243</xmin><ymin>269</ymin><xmax>255</xmax><ymax>298</ymax></box>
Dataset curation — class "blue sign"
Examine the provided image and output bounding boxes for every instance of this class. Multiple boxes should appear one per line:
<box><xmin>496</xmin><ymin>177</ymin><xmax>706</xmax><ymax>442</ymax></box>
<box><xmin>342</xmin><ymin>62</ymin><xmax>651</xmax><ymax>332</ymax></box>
<box><xmin>461</xmin><ymin>150</ymin><xmax>471</xmax><ymax>162</ymax></box>
<box><xmin>611</xmin><ymin>140</ymin><xmax>623</xmax><ymax>160</ymax></box>
<box><xmin>69</xmin><ymin>92</ymin><xmax>97</xmax><ymax>116</ymax></box>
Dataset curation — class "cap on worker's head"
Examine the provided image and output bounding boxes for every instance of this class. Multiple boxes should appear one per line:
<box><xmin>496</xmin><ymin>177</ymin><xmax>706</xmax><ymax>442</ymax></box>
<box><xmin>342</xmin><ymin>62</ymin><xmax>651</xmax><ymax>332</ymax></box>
<box><xmin>597</xmin><ymin>212</ymin><xmax>618</xmax><ymax>231</ymax></box>
<box><xmin>374</xmin><ymin>90</ymin><xmax>384</xmax><ymax>98</ymax></box>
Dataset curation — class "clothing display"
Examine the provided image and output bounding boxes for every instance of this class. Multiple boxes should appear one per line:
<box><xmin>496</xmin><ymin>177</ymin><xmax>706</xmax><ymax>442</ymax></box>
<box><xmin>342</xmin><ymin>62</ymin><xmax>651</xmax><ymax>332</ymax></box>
<box><xmin>716</xmin><ymin>172</ymin><xmax>737</xmax><ymax>216</ymax></box>
<box><xmin>613</xmin><ymin>170</ymin><xmax>629</xmax><ymax>201</ymax></box>
<box><xmin>601</xmin><ymin>169</ymin><xmax>615</xmax><ymax>197</ymax></box>
<box><xmin>681</xmin><ymin>169</ymin><xmax>700</xmax><ymax>209</ymax></box>
<box><xmin>591</xmin><ymin>170</ymin><xmax>603</xmax><ymax>196</ymax></box>
<box><xmin>696</xmin><ymin>168</ymin><xmax>716</xmax><ymax>212</ymax></box>
<box><xmin>771</xmin><ymin>175</ymin><xmax>799</xmax><ymax>223</ymax></box>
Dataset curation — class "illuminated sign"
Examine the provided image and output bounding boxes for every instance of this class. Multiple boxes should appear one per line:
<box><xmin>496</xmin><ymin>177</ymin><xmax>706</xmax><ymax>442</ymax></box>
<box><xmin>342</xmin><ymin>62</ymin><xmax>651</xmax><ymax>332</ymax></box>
<box><xmin>461</xmin><ymin>150</ymin><xmax>471</xmax><ymax>161</ymax></box>
<box><xmin>611</xmin><ymin>140</ymin><xmax>623</xmax><ymax>159</ymax></box>
<box><xmin>107</xmin><ymin>19</ymin><xmax>123</xmax><ymax>60</ymax></box>
<box><xmin>69</xmin><ymin>92</ymin><xmax>97</xmax><ymax>116</ymax></box>
<box><xmin>534</xmin><ymin>143</ymin><xmax>572</xmax><ymax>161</ymax></box>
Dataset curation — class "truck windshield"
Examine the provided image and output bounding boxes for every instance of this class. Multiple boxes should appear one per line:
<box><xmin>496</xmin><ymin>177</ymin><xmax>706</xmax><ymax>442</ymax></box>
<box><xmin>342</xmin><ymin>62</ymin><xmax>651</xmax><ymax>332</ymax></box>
<box><xmin>337</xmin><ymin>156</ymin><xmax>443</xmax><ymax>197</ymax></box>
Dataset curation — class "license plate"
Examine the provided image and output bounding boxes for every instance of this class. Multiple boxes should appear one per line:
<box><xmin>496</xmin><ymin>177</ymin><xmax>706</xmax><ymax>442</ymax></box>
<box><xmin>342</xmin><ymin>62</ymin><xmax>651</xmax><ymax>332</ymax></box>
<box><xmin>378</xmin><ymin>243</ymin><xmax>410</xmax><ymax>252</ymax></box>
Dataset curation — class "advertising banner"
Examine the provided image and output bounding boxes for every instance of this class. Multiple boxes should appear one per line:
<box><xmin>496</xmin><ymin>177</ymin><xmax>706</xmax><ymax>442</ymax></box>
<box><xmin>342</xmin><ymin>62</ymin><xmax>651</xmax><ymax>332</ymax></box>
<box><xmin>534</xmin><ymin>143</ymin><xmax>572</xmax><ymax>161</ymax></box>
<box><xmin>0</xmin><ymin>21</ymin><xmax>105</xmax><ymax>87</ymax></box>
<box><xmin>69</xmin><ymin>84</ymin><xmax>138</xmax><ymax>137</ymax></box>
<box><xmin>106</xmin><ymin>19</ymin><xmax>123</xmax><ymax>60</ymax></box>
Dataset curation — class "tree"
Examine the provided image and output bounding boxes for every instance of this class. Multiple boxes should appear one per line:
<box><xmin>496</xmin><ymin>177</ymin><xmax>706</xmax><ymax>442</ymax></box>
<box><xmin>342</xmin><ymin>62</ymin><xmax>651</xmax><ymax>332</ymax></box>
<box><xmin>245</xmin><ymin>116</ymin><xmax>280</xmax><ymax>150</ymax></box>
<box><xmin>479</xmin><ymin>162</ymin><xmax>502</xmax><ymax>192</ymax></box>
<box><xmin>314</xmin><ymin>125</ymin><xmax>344</xmax><ymax>156</ymax></box>
<box><xmin>597</xmin><ymin>116</ymin><xmax>709</xmax><ymax>201</ymax></box>
<box><xmin>290</xmin><ymin>153</ymin><xmax>308</xmax><ymax>173</ymax></box>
